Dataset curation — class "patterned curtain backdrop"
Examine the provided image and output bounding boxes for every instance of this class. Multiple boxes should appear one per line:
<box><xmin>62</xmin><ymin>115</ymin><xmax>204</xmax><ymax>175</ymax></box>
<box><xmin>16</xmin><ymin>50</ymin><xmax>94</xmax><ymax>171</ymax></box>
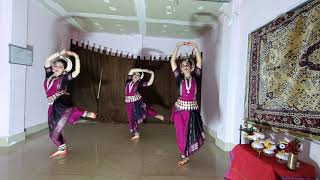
<box><xmin>69</xmin><ymin>41</ymin><xmax>201</xmax><ymax>123</ymax></box>
<box><xmin>247</xmin><ymin>0</ymin><xmax>320</xmax><ymax>136</ymax></box>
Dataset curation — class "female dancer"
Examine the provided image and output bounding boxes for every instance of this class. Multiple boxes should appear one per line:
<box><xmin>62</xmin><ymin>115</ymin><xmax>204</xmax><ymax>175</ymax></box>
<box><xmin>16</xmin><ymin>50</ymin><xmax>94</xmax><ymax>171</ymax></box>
<box><xmin>170</xmin><ymin>42</ymin><xmax>205</xmax><ymax>166</ymax></box>
<box><xmin>44</xmin><ymin>49</ymin><xmax>96</xmax><ymax>158</ymax></box>
<box><xmin>125</xmin><ymin>68</ymin><xmax>164</xmax><ymax>140</ymax></box>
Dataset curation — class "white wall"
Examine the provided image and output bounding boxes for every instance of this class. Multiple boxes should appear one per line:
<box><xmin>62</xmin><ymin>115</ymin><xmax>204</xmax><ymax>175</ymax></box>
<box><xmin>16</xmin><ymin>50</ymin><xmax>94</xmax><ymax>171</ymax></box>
<box><xmin>11</xmin><ymin>0</ymin><xmax>28</xmax><ymax>46</ymax></box>
<box><xmin>0</xmin><ymin>0</ymin><xmax>28</xmax><ymax>138</ymax></box>
<box><xmin>200</xmin><ymin>0</ymin><xmax>319</xmax><ymax>176</ymax></box>
<box><xmin>1</xmin><ymin>0</ymin><xmax>71</xmax><ymax>142</ymax></box>
<box><xmin>200</xmin><ymin>23</ymin><xmax>226</xmax><ymax>142</ymax></box>
<box><xmin>200</xmin><ymin>1</ymin><xmax>241</xmax><ymax>149</ymax></box>
<box><xmin>25</xmin><ymin>0</ymin><xmax>71</xmax><ymax>129</ymax></box>
<box><xmin>71</xmin><ymin>31</ymin><xmax>200</xmax><ymax>58</ymax></box>
<box><xmin>9</xmin><ymin>65</ymin><xmax>27</xmax><ymax>136</ymax></box>
<box><xmin>9</xmin><ymin>0</ymin><xmax>29</xmax><ymax>136</ymax></box>
<box><xmin>0</xmin><ymin>1</ymin><xmax>13</xmax><ymax>138</ymax></box>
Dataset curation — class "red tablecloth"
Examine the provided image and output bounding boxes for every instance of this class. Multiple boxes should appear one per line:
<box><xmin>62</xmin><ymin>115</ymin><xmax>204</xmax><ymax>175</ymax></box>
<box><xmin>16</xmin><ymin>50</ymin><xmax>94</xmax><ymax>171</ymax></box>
<box><xmin>225</xmin><ymin>144</ymin><xmax>316</xmax><ymax>180</ymax></box>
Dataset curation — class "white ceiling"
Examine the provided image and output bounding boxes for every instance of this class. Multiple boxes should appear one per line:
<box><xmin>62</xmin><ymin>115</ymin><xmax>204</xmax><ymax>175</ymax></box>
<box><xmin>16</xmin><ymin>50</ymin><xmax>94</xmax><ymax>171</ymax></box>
<box><xmin>40</xmin><ymin>0</ymin><xmax>229</xmax><ymax>39</ymax></box>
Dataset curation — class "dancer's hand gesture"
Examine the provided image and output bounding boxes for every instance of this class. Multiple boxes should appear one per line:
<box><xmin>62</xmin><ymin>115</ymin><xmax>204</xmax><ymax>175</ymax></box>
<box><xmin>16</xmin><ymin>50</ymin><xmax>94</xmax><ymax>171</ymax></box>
<box><xmin>59</xmin><ymin>49</ymin><xmax>67</xmax><ymax>55</ymax></box>
<box><xmin>146</xmin><ymin>69</ymin><xmax>153</xmax><ymax>73</ymax></box>
<box><xmin>65</xmin><ymin>51</ymin><xmax>78</xmax><ymax>57</ymax></box>
<box><xmin>176</xmin><ymin>42</ymin><xmax>185</xmax><ymax>47</ymax></box>
<box><xmin>185</xmin><ymin>42</ymin><xmax>195</xmax><ymax>46</ymax></box>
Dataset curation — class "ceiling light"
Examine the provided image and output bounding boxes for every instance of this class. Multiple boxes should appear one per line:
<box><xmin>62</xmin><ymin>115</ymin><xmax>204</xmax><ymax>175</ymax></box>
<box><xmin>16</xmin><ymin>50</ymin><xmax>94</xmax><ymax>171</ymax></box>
<box><xmin>119</xmin><ymin>28</ymin><xmax>125</xmax><ymax>31</ymax></box>
<box><xmin>109</xmin><ymin>6</ymin><xmax>117</xmax><ymax>11</ymax></box>
<box><xmin>166</xmin><ymin>5</ymin><xmax>172</xmax><ymax>9</ymax></box>
<box><xmin>104</xmin><ymin>0</ymin><xmax>110</xmax><ymax>3</ymax></box>
<box><xmin>115</xmin><ymin>24</ymin><xmax>122</xmax><ymax>27</ymax></box>
<box><xmin>197</xmin><ymin>6</ymin><xmax>204</xmax><ymax>10</ymax></box>
<box><xmin>94</xmin><ymin>22</ymin><xmax>101</xmax><ymax>26</ymax></box>
<box><xmin>163</xmin><ymin>24</ymin><xmax>168</xmax><ymax>28</ymax></box>
<box><xmin>166</xmin><ymin>11</ymin><xmax>172</xmax><ymax>15</ymax></box>
<box><xmin>161</xmin><ymin>30</ymin><xmax>166</xmax><ymax>33</ymax></box>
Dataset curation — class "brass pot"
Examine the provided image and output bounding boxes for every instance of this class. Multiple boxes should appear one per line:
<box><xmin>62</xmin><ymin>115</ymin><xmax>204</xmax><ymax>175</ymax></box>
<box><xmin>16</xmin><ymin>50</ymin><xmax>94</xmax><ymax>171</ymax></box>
<box><xmin>287</xmin><ymin>153</ymin><xmax>297</xmax><ymax>170</ymax></box>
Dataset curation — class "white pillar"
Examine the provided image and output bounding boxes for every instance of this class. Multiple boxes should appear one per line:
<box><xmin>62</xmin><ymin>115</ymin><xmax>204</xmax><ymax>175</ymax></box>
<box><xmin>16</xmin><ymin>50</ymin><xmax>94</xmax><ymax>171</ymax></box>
<box><xmin>0</xmin><ymin>0</ymin><xmax>13</xmax><ymax>145</ymax></box>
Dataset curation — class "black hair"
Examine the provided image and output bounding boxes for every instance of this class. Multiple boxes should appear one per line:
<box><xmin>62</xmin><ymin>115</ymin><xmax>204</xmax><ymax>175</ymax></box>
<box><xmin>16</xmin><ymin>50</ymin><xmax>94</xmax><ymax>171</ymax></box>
<box><xmin>182</xmin><ymin>59</ymin><xmax>192</xmax><ymax>64</ymax></box>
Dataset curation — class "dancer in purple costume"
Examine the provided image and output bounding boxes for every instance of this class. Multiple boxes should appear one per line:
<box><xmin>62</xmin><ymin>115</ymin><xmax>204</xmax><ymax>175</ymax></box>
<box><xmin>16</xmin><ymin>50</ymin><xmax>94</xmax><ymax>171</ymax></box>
<box><xmin>125</xmin><ymin>68</ymin><xmax>164</xmax><ymax>141</ymax></box>
<box><xmin>170</xmin><ymin>42</ymin><xmax>205</xmax><ymax>166</ymax></box>
<box><xmin>44</xmin><ymin>49</ymin><xmax>96</xmax><ymax>158</ymax></box>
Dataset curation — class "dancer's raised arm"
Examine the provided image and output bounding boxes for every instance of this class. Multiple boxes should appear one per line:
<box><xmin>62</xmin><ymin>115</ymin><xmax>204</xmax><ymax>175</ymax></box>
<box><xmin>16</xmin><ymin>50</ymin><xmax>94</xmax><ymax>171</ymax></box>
<box><xmin>140</xmin><ymin>69</ymin><xmax>154</xmax><ymax>86</ymax></box>
<box><xmin>170</xmin><ymin>42</ymin><xmax>185</xmax><ymax>71</ymax></box>
<box><xmin>65</xmin><ymin>51</ymin><xmax>80</xmax><ymax>78</ymax></box>
<box><xmin>189</xmin><ymin>42</ymin><xmax>202</xmax><ymax>69</ymax></box>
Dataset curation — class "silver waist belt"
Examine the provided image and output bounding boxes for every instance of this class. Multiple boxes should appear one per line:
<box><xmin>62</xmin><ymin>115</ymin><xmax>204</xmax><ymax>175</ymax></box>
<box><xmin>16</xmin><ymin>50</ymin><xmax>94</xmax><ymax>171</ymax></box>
<box><xmin>125</xmin><ymin>93</ymin><xmax>142</xmax><ymax>103</ymax></box>
<box><xmin>175</xmin><ymin>98</ymin><xmax>199</xmax><ymax>111</ymax></box>
<box><xmin>47</xmin><ymin>91</ymin><xmax>67</xmax><ymax>105</ymax></box>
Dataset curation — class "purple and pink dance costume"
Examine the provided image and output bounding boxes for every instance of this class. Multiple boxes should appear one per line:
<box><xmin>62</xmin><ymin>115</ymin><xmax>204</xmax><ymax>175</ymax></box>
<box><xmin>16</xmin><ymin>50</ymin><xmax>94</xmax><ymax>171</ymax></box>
<box><xmin>44</xmin><ymin>67</ymin><xmax>84</xmax><ymax>147</ymax></box>
<box><xmin>125</xmin><ymin>75</ymin><xmax>158</xmax><ymax>135</ymax></box>
<box><xmin>171</xmin><ymin>66</ymin><xmax>205</xmax><ymax>158</ymax></box>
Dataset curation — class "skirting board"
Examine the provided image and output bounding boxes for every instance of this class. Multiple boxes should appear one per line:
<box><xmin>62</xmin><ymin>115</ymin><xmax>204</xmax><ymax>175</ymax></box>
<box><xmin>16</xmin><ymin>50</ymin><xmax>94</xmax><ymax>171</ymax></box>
<box><xmin>25</xmin><ymin>122</ymin><xmax>48</xmax><ymax>136</ymax></box>
<box><xmin>204</xmin><ymin>125</ymin><xmax>235</xmax><ymax>152</ymax></box>
<box><xmin>0</xmin><ymin>131</ymin><xmax>25</xmax><ymax>147</ymax></box>
<box><xmin>0</xmin><ymin>122</ymin><xmax>48</xmax><ymax>147</ymax></box>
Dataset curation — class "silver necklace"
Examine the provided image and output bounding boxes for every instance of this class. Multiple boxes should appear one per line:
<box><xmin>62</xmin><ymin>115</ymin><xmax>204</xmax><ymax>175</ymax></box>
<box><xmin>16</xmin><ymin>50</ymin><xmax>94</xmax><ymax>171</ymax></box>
<box><xmin>128</xmin><ymin>81</ymin><xmax>136</xmax><ymax>93</ymax></box>
<box><xmin>185</xmin><ymin>77</ymin><xmax>192</xmax><ymax>94</ymax></box>
<box><xmin>46</xmin><ymin>75</ymin><xmax>57</xmax><ymax>92</ymax></box>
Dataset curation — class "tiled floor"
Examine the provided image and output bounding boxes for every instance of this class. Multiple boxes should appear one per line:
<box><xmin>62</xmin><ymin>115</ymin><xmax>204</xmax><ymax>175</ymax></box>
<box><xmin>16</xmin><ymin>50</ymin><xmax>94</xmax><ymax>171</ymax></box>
<box><xmin>0</xmin><ymin>123</ymin><xmax>229</xmax><ymax>180</ymax></box>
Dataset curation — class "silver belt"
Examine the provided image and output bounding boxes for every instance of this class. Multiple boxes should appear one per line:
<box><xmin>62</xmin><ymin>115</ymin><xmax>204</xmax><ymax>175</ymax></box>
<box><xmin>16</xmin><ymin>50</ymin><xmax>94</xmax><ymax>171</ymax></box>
<box><xmin>125</xmin><ymin>93</ymin><xmax>142</xmax><ymax>103</ymax></box>
<box><xmin>47</xmin><ymin>91</ymin><xmax>67</xmax><ymax>105</ymax></box>
<box><xmin>175</xmin><ymin>98</ymin><xmax>199</xmax><ymax>111</ymax></box>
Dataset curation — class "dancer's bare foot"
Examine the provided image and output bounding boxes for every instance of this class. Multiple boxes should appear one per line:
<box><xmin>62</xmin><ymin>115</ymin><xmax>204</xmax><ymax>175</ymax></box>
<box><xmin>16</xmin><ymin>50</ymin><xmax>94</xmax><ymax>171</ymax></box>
<box><xmin>155</xmin><ymin>115</ymin><xmax>165</xmax><ymax>121</ymax></box>
<box><xmin>177</xmin><ymin>158</ymin><xmax>189</xmax><ymax>166</ymax></box>
<box><xmin>85</xmin><ymin>112</ymin><xmax>96</xmax><ymax>119</ymax></box>
<box><xmin>49</xmin><ymin>149</ymin><xmax>67</xmax><ymax>158</ymax></box>
<box><xmin>130</xmin><ymin>135</ymin><xmax>140</xmax><ymax>141</ymax></box>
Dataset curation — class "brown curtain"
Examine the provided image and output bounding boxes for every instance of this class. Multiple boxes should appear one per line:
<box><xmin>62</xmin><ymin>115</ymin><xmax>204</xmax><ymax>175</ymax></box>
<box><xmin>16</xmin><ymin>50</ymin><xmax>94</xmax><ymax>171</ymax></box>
<box><xmin>70</xmin><ymin>41</ymin><xmax>201</xmax><ymax>123</ymax></box>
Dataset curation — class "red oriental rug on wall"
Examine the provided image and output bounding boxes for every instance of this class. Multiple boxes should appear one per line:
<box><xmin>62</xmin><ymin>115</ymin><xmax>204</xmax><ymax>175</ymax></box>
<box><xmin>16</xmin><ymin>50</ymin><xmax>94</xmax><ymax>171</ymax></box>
<box><xmin>247</xmin><ymin>0</ymin><xmax>320</xmax><ymax>136</ymax></box>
